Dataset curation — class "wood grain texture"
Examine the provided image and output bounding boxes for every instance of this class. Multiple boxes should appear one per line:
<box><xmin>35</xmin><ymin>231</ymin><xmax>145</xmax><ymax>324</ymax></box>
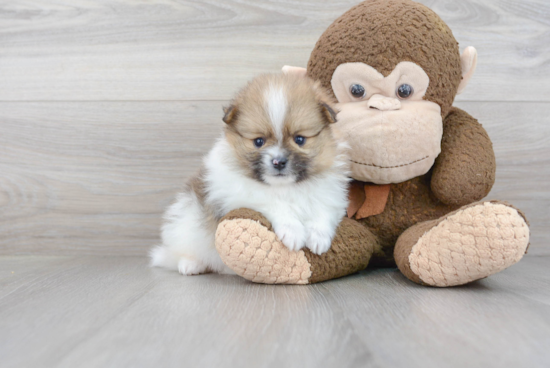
<box><xmin>0</xmin><ymin>0</ymin><xmax>548</xmax><ymax>102</ymax></box>
<box><xmin>1</xmin><ymin>255</ymin><xmax>549</xmax><ymax>368</ymax></box>
<box><xmin>1</xmin><ymin>2</ymin><xmax>547</xmax><ymax>366</ymax></box>
<box><xmin>0</xmin><ymin>101</ymin><xmax>222</xmax><ymax>255</ymax></box>
<box><xmin>0</xmin><ymin>1</ymin><xmax>548</xmax><ymax>256</ymax></box>
<box><xmin>1</xmin><ymin>101</ymin><xmax>548</xmax><ymax>255</ymax></box>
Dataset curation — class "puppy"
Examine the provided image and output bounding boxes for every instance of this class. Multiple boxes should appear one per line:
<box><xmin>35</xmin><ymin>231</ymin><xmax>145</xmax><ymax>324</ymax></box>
<box><xmin>150</xmin><ymin>73</ymin><xmax>350</xmax><ymax>275</ymax></box>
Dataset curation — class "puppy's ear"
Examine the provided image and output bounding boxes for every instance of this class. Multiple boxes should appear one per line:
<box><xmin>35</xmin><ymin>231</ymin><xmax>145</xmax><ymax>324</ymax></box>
<box><xmin>319</xmin><ymin>102</ymin><xmax>338</xmax><ymax>124</ymax></box>
<box><xmin>222</xmin><ymin>105</ymin><xmax>238</xmax><ymax>124</ymax></box>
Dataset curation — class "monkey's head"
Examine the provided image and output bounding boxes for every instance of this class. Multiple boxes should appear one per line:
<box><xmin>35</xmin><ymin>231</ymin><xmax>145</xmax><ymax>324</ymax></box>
<box><xmin>301</xmin><ymin>0</ymin><xmax>477</xmax><ymax>184</ymax></box>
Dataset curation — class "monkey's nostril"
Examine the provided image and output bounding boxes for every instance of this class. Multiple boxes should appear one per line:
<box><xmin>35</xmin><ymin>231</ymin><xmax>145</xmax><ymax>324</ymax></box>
<box><xmin>367</xmin><ymin>94</ymin><xmax>401</xmax><ymax>111</ymax></box>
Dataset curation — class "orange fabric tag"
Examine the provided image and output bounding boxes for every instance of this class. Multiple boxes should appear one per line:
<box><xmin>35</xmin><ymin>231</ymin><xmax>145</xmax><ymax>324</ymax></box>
<box><xmin>356</xmin><ymin>184</ymin><xmax>391</xmax><ymax>219</ymax></box>
<box><xmin>347</xmin><ymin>181</ymin><xmax>366</xmax><ymax>218</ymax></box>
<box><xmin>347</xmin><ymin>182</ymin><xmax>391</xmax><ymax>219</ymax></box>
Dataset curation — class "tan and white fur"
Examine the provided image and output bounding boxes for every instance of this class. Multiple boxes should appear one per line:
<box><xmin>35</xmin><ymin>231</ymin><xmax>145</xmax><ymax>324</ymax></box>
<box><xmin>150</xmin><ymin>74</ymin><xmax>350</xmax><ymax>275</ymax></box>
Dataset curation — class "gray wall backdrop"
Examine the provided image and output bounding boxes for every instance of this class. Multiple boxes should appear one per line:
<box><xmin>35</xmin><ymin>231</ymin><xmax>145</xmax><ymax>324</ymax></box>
<box><xmin>0</xmin><ymin>0</ymin><xmax>548</xmax><ymax>256</ymax></box>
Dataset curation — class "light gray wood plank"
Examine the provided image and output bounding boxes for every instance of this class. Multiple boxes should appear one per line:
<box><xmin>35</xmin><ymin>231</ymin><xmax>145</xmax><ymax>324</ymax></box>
<box><xmin>0</xmin><ymin>101</ymin><xmax>548</xmax><ymax>255</ymax></box>
<box><xmin>0</xmin><ymin>256</ymin><xmax>158</xmax><ymax>368</ymax></box>
<box><xmin>484</xmin><ymin>256</ymin><xmax>550</xmax><ymax>306</ymax></box>
<box><xmin>1</xmin><ymin>256</ymin><xmax>549</xmax><ymax>368</ymax></box>
<box><xmin>0</xmin><ymin>101</ymin><xmax>223</xmax><ymax>255</ymax></box>
<box><xmin>0</xmin><ymin>255</ymin><xmax>74</xmax><ymax>301</ymax></box>
<box><xmin>0</xmin><ymin>0</ymin><xmax>548</xmax><ymax>102</ymax></box>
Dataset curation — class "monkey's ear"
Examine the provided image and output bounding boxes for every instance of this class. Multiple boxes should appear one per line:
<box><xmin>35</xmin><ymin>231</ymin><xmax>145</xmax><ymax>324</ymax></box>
<box><xmin>319</xmin><ymin>102</ymin><xmax>338</xmax><ymax>124</ymax></box>
<box><xmin>457</xmin><ymin>46</ymin><xmax>478</xmax><ymax>95</ymax></box>
<box><xmin>222</xmin><ymin>105</ymin><xmax>238</xmax><ymax>124</ymax></box>
<box><xmin>282</xmin><ymin>65</ymin><xmax>307</xmax><ymax>78</ymax></box>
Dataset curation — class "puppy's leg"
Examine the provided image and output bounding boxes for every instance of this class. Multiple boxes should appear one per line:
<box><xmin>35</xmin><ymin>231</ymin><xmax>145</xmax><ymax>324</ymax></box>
<box><xmin>266</xmin><ymin>206</ymin><xmax>306</xmax><ymax>251</ymax></box>
<box><xmin>304</xmin><ymin>213</ymin><xmax>339</xmax><ymax>255</ymax></box>
<box><xmin>306</xmin><ymin>220</ymin><xmax>336</xmax><ymax>254</ymax></box>
<box><xmin>152</xmin><ymin>191</ymin><xmax>223</xmax><ymax>275</ymax></box>
<box><xmin>272</xmin><ymin>220</ymin><xmax>307</xmax><ymax>252</ymax></box>
<box><xmin>150</xmin><ymin>244</ymin><xmax>209</xmax><ymax>275</ymax></box>
<box><xmin>149</xmin><ymin>245</ymin><xmax>180</xmax><ymax>270</ymax></box>
<box><xmin>305</xmin><ymin>225</ymin><xmax>334</xmax><ymax>255</ymax></box>
<box><xmin>177</xmin><ymin>257</ymin><xmax>208</xmax><ymax>275</ymax></box>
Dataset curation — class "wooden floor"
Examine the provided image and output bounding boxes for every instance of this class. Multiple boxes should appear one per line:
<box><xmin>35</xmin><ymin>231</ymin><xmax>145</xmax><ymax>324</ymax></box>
<box><xmin>1</xmin><ymin>1</ymin><xmax>549</xmax><ymax>367</ymax></box>
<box><xmin>1</xmin><ymin>255</ymin><xmax>549</xmax><ymax>368</ymax></box>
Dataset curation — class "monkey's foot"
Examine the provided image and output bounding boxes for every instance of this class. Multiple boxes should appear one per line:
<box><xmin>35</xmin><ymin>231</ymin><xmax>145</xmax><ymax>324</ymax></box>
<box><xmin>395</xmin><ymin>201</ymin><xmax>530</xmax><ymax>287</ymax></box>
<box><xmin>215</xmin><ymin>208</ymin><xmax>375</xmax><ymax>284</ymax></box>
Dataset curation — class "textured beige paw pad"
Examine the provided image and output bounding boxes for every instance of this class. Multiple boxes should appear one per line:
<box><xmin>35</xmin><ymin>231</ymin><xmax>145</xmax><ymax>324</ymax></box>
<box><xmin>409</xmin><ymin>202</ymin><xmax>530</xmax><ymax>287</ymax></box>
<box><xmin>215</xmin><ymin>219</ymin><xmax>312</xmax><ymax>284</ymax></box>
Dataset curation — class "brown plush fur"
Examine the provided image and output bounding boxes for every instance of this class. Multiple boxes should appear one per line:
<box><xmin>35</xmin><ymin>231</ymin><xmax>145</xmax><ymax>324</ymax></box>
<box><xmin>307</xmin><ymin>0</ymin><xmax>461</xmax><ymax>118</ymax></box>
<box><xmin>220</xmin><ymin>208</ymin><xmax>381</xmax><ymax>284</ymax></box>
<box><xmin>305</xmin><ymin>216</ymin><xmax>380</xmax><ymax>283</ymax></box>
<box><xmin>431</xmin><ymin>108</ymin><xmax>496</xmax><ymax>206</ymax></box>
<box><xmin>356</xmin><ymin>107</ymin><xmax>496</xmax><ymax>264</ymax></box>
<box><xmin>304</xmin><ymin>0</ymin><xmax>497</xmax><ymax>266</ymax></box>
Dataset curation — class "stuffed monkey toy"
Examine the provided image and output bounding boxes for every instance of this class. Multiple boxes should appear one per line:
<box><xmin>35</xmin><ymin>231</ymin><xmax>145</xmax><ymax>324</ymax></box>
<box><xmin>214</xmin><ymin>0</ymin><xmax>530</xmax><ymax>286</ymax></box>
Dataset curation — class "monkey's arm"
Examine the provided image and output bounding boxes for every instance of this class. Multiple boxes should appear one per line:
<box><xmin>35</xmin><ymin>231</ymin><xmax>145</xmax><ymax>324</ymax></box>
<box><xmin>215</xmin><ymin>209</ymin><xmax>377</xmax><ymax>284</ymax></box>
<box><xmin>431</xmin><ymin>107</ymin><xmax>496</xmax><ymax>207</ymax></box>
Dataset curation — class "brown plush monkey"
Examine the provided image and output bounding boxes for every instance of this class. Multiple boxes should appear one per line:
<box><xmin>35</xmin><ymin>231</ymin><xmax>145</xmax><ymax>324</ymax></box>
<box><xmin>214</xmin><ymin>0</ymin><xmax>530</xmax><ymax>286</ymax></box>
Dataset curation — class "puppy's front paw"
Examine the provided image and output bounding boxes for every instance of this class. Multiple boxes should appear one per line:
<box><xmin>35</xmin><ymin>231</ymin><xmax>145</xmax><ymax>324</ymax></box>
<box><xmin>273</xmin><ymin>222</ymin><xmax>306</xmax><ymax>252</ymax></box>
<box><xmin>306</xmin><ymin>228</ymin><xmax>333</xmax><ymax>255</ymax></box>
<box><xmin>178</xmin><ymin>258</ymin><xmax>207</xmax><ymax>275</ymax></box>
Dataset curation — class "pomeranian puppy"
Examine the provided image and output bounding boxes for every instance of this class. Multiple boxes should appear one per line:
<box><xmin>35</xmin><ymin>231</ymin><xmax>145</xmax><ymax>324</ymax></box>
<box><xmin>150</xmin><ymin>73</ymin><xmax>349</xmax><ymax>275</ymax></box>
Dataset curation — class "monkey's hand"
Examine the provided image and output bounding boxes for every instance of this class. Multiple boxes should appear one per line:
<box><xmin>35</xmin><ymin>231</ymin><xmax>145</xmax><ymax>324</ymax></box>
<box><xmin>215</xmin><ymin>208</ymin><xmax>376</xmax><ymax>284</ymax></box>
<box><xmin>431</xmin><ymin>107</ymin><xmax>496</xmax><ymax>207</ymax></box>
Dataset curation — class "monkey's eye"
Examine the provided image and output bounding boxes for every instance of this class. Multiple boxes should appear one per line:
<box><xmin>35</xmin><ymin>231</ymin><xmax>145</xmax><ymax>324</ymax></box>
<box><xmin>397</xmin><ymin>84</ymin><xmax>413</xmax><ymax>99</ymax></box>
<box><xmin>350</xmin><ymin>84</ymin><xmax>366</xmax><ymax>98</ymax></box>
<box><xmin>294</xmin><ymin>135</ymin><xmax>306</xmax><ymax>146</ymax></box>
<box><xmin>253</xmin><ymin>138</ymin><xmax>265</xmax><ymax>148</ymax></box>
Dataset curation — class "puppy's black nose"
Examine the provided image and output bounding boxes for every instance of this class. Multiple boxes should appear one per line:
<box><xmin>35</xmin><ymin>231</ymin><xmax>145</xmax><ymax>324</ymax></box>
<box><xmin>272</xmin><ymin>157</ymin><xmax>287</xmax><ymax>170</ymax></box>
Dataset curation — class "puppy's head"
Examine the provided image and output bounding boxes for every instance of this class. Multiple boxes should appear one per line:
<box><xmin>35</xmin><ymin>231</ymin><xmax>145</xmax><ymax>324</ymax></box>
<box><xmin>223</xmin><ymin>74</ymin><xmax>338</xmax><ymax>185</ymax></box>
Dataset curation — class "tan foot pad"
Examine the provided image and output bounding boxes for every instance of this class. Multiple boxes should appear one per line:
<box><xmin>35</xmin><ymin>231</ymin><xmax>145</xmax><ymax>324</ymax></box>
<box><xmin>215</xmin><ymin>218</ymin><xmax>312</xmax><ymax>284</ymax></box>
<box><xmin>409</xmin><ymin>202</ymin><xmax>530</xmax><ymax>287</ymax></box>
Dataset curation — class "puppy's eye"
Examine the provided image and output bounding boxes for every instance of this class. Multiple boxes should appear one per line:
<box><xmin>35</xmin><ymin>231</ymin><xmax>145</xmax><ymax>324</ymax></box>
<box><xmin>350</xmin><ymin>84</ymin><xmax>366</xmax><ymax>98</ymax></box>
<box><xmin>294</xmin><ymin>135</ymin><xmax>306</xmax><ymax>146</ymax></box>
<box><xmin>253</xmin><ymin>138</ymin><xmax>265</xmax><ymax>148</ymax></box>
<box><xmin>397</xmin><ymin>84</ymin><xmax>413</xmax><ymax>99</ymax></box>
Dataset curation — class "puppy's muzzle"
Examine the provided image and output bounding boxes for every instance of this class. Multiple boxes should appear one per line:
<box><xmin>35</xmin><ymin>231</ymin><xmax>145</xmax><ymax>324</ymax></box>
<box><xmin>272</xmin><ymin>157</ymin><xmax>288</xmax><ymax>171</ymax></box>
